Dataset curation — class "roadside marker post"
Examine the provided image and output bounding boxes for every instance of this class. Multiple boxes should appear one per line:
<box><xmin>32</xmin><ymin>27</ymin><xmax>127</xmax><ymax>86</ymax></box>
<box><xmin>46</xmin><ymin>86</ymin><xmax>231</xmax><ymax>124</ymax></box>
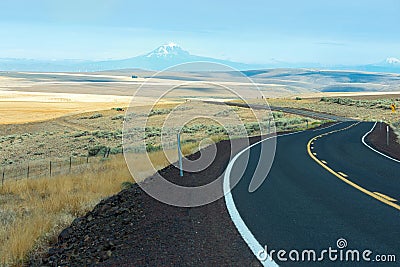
<box><xmin>177</xmin><ymin>133</ymin><xmax>183</xmax><ymax>177</ymax></box>
<box><xmin>387</xmin><ymin>126</ymin><xmax>389</xmax><ymax>146</ymax></box>
<box><xmin>69</xmin><ymin>157</ymin><xmax>72</xmax><ymax>173</ymax></box>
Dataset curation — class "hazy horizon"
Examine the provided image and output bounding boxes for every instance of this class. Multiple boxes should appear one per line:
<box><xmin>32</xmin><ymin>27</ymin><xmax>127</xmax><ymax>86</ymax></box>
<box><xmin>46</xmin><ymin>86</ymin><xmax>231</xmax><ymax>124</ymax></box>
<box><xmin>0</xmin><ymin>0</ymin><xmax>399</xmax><ymax>65</ymax></box>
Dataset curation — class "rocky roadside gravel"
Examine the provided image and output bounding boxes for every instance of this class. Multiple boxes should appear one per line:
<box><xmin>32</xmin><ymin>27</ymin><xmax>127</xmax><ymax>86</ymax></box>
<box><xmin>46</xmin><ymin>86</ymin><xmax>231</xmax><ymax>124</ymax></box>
<box><xmin>30</xmin><ymin>138</ymin><xmax>263</xmax><ymax>266</ymax></box>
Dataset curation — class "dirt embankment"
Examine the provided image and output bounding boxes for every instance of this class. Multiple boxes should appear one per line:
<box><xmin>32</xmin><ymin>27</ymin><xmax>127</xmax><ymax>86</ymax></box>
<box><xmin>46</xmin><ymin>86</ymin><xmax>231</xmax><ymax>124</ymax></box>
<box><xmin>31</xmin><ymin>138</ymin><xmax>263</xmax><ymax>266</ymax></box>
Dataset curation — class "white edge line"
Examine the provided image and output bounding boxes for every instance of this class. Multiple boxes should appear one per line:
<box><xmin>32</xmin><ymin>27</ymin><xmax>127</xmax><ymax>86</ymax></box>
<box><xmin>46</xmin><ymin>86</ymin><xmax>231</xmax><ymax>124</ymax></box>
<box><xmin>223</xmin><ymin>129</ymin><xmax>316</xmax><ymax>267</ymax></box>
<box><xmin>361</xmin><ymin>122</ymin><xmax>400</xmax><ymax>164</ymax></box>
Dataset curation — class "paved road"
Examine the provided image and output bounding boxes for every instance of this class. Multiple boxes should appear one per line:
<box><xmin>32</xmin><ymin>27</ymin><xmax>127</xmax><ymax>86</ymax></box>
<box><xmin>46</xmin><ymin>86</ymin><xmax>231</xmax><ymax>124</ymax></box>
<box><xmin>229</xmin><ymin>122</ymin><xmax>399</xmax><ymax>266</ymax></box>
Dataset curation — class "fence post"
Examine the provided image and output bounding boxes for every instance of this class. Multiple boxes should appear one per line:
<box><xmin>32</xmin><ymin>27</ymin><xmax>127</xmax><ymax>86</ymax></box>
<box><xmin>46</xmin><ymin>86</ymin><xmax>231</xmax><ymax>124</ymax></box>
<box><xmin>27</xmin><ymin>163</ymin><xmax>30</xmax><ymax>179</ymax></box>
<box><xmin>2</xmin><ymin>169</ymin><xmax>4</xmax><ymax>187</ymax></box>
<box><xmin>69</xmin><ymin>157</ymin><xmax>72</xmax><ymax>173</ymax></box>
<box><xmin>50</xmin><ymin>161</ymin><xmax>52</xmax><ymax>177</ymax></box>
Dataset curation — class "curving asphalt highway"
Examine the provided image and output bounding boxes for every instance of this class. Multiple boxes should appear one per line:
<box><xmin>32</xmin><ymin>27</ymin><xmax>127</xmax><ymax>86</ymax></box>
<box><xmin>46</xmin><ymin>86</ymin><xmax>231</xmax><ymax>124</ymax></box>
<box><xmin>228</xmin><ymin>122</ymin><xmax>400</xmax><ymax>266</ymax></box>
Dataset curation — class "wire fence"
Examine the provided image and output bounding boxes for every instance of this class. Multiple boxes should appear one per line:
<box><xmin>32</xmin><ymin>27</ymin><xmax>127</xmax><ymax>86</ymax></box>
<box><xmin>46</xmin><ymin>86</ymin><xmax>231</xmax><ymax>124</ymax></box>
<box><xmin>1</xmin><ymin>156</ymin><xmax>101</xmax><ymax>186</ymax></box>
<box><xmin>0</xmin><ymin>141</ymin><xmax>180</xmax><ymax>187</ymax></box>
<box><xmin>0</xmin><ymin>137</ymin><xmax>219</xmax><ymax>187</ymax></box>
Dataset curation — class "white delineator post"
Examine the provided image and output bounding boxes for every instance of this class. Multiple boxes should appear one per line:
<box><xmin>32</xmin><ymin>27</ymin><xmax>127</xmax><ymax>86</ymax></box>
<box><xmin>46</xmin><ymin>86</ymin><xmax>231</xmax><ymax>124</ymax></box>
<box><xmin>177</xmin><ymin>133</ymin><xmax>183</xmax><ymax>177</ymax></box>
<box><xmin>387</xmin><ymin>125</ymin><xmax>389</xmax><ymax>146</ymax></box>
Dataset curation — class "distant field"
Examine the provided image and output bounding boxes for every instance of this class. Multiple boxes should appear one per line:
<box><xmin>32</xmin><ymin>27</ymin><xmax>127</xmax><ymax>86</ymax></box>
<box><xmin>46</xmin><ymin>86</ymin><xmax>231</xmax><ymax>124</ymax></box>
<box><xmin>2</xmin><ymin>68</ymin><xmax>400</xmax><ymax>106</ymax></box>
<box><xmin>0</xmin><ymin>91</ymin><xmax>147</xmax><ymax>124</ymax></box>
<box><xmin>0</xmin><ymin>100</ymin><xmax>322</xmax><ymax>168</ymax></box>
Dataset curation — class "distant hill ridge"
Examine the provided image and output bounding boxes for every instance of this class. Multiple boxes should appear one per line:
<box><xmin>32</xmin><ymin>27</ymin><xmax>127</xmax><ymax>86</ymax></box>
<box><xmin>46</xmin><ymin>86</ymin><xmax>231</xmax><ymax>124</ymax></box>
<box><xmin>0</xmin><ymin>43</ymin><xmax>399</xmax><ymax>73</ymax></box>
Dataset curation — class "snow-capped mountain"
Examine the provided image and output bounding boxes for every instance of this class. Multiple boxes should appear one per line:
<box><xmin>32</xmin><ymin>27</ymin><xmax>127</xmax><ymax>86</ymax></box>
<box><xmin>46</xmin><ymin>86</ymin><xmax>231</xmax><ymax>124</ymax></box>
<box><xmin>385</xmin><ymin>57</ymin><xmax>400</xmax><ymax>64</ymax></box>
<box><xmin>145</xmin><ymin>43</ymin><xmax>190</xmax><ymax>58</ymax></box>
<box><xmin>0</xmin><ymin>43</ymin><xmax>254</xmax><ymax>71</ymax></box>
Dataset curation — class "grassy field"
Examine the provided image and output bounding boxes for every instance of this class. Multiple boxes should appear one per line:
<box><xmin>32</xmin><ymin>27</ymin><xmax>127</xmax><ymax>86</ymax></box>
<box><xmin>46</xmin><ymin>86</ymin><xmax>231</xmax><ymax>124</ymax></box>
<box><xmin>0</xmin><ymin>101</ymin><xmax>321</xmax><ymax>168</ymax></box>
<box><xmin>0</xmin><ymin>155</ymin><xmax>129</xmax><ymax>265</ymax></box>
<box><xmin>0</xmin><ymin>143</ymin><xmax>209</xmax><ymax>266</ymax></box>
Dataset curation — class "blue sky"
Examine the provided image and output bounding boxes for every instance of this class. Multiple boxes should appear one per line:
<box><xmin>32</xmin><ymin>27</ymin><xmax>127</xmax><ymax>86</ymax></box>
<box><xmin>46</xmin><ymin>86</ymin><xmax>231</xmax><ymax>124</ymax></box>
<box><xmin>0</xmin><ymin>0</ymin><xmax>399</xmax><ymax>65</ymax></box>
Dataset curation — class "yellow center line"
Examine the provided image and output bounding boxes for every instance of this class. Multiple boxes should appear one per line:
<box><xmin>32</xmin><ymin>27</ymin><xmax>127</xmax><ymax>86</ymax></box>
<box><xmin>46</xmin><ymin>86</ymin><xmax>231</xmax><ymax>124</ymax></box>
<box><xmin>307</xmin><ymin>122</ymin><xmax>400</xmax><ymax>212</ymax></box>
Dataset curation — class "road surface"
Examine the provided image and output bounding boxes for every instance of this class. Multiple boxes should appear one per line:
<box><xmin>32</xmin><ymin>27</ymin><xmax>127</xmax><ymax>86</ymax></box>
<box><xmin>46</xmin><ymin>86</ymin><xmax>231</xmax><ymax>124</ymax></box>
<box><xmin>227</xmin><ymin>122</ymin><xmax>399</xmax><ymax>266</ymax></box>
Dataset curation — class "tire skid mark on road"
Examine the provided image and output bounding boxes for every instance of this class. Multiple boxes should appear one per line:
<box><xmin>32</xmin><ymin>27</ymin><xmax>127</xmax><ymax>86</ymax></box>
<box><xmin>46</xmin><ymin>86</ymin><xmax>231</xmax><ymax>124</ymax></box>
<box><xmin>307</xmin><ymin>122</ymin><xmax>400</xmax><ymax>212</ymax></box>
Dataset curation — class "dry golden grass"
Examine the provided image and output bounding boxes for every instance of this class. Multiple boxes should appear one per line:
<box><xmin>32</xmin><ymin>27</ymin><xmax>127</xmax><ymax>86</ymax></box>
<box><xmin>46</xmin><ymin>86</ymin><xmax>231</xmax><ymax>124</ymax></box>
<box><xmin>0</xmin><ymin>154</ymin><xmax>131</xmax><ymax>265</ymax></box>
<box><xmin>0</xmin><ymin>90</ymin><xmax>181</xmax><ymax>125</ymax></box>
<box><xmin>0</xmin><ymin>139</ymin><xmax>212</xmax><ymax>266</ymax></box>
<box><xmin>0</xmin><ymin>101</ymin><xmax>128</xmax><ymax>125</ymax></box>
